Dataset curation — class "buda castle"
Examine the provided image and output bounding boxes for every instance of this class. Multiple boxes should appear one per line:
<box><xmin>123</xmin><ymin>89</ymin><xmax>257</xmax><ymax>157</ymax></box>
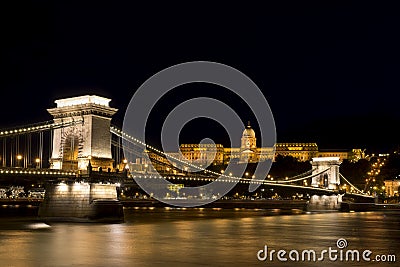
<box><xmin>160</xmin><ymin>123</ymin><xmax>365</xmax><ymax>168</ymax></box>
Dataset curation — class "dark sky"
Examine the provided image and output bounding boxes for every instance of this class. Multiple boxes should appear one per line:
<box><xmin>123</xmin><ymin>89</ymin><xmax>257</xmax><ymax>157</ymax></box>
<box><xmin>1</xmin><ymin>2</ymin><xmax>400</xmax><ymax>152</ymax></box>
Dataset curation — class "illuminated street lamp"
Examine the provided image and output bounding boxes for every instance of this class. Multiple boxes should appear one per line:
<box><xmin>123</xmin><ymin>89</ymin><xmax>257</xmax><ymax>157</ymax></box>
<box><xmin>122</xmin><ymin>159</ymin><xmax>128</xmax><ymax>170</ymax></box>
<box><xmin>35</xmin><ymin>158</ymin><xmax>41</xmax><ymax>169</ymax></box>
<box><xmin>16</xmin><ymin>155</ymin><xmax>22</xmax><ymax>168</ymax></box>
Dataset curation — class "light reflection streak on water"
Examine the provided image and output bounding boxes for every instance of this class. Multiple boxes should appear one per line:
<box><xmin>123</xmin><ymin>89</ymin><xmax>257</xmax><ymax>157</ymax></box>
<box><xmin>0</xmin><ymin>209</ymin><xmax>398</xmax><ymax>266</ymax></box>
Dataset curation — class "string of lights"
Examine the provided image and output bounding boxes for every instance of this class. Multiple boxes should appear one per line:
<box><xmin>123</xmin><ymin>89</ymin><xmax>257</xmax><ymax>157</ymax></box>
<box><xmin>110</xmin><ymin>126</ymin><xmax>331</xmax><ymax>186</ymax></box>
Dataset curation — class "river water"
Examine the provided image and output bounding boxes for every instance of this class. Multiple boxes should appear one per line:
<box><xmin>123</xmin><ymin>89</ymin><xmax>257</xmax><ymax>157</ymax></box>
<box><xmin>0</xmin><ymin>207</ymin><xmax>399</xmax><ymax>267</ymax></box>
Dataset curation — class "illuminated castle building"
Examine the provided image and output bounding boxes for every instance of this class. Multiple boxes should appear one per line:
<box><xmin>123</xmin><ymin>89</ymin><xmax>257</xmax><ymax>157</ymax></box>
<box><xmin>178</xmin><ymin>123</ymin><xmax>274</xmax><ymax>166</ymax></box>
<box><xmin>145</xmin><ymin>123</ymin><xmax>365</xmax><ymax>172</ymax></box>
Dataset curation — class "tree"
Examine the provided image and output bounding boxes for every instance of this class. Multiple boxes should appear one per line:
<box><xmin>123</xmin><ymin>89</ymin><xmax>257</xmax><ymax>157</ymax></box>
<box><xmin>377</xmin><ymin>153</ymin><xmax>400</xmax><ymax>181</ymax></box>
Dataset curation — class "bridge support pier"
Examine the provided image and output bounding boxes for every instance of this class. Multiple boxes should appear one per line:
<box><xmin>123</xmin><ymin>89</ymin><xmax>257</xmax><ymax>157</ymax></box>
<box><xmin>307</xmin><ymin>194</ymin><xmax>343</xmax><ymax>211</ymax></box>
<box><xmin>38</xmin><ymin>182</ymin><xmax>124</xmax><ymax>222</ymax></box>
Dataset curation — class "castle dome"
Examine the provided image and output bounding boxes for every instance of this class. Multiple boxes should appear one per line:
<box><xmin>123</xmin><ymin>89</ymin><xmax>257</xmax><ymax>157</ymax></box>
<box><xmin>242</xmin><ymin>123</ymin><xmax>256</xmax><ymax>139</ymax></box>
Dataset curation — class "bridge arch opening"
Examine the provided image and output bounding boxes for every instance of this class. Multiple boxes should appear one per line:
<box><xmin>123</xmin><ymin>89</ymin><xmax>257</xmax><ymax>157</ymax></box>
<box><xmin>62</xmin><ymin>135</ymin><xmax>80</xmax><ymax>170</ymax></box>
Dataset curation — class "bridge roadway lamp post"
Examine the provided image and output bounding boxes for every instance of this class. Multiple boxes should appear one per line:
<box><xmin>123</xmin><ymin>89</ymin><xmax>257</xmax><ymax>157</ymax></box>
<box><xmin>16</xmin><ymin>155</ymin><xmax>22</xmax><ymax>168</ymax></box>
<box><xmin>122</xmin><ymin>159</ymin><xmax>128</xmax><ymax>170</ymax></box>
<box><xmin>35</xmin><ymin>158</ymin><xmax>41</xmax><ymax>169</ymax></box>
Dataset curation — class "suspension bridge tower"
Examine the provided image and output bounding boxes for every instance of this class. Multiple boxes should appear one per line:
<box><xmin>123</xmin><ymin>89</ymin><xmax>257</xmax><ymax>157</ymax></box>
<box><xmin>47</xmin><ymin>95</ymin><xmax>118</xmax><ymax>171</ymax></box>
<box><xmin>311</xmin><ymin>157</ymin><xmax>341</xmax><ymax>190</ymax></box>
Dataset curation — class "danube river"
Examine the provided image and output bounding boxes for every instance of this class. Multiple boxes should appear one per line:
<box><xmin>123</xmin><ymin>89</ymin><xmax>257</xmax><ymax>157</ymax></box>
<box><xmin>0</xmin><ymin>207</ymin><xmax>398</xmax><ymax>266</ymax></box>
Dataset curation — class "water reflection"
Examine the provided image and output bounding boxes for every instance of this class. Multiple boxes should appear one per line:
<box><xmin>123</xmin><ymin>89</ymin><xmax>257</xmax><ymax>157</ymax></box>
<box><xmin>0</xmin><ymin>208</ymin><xmax>399</xmax><ymax>266</ymax></box>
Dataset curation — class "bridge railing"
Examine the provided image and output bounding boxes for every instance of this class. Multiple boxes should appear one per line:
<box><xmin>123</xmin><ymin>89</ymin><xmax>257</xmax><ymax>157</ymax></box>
<box><xmin>0</xmin><ymin>119</ymin><xmax>84</xmax><ymax>137</ymax></box>
<box><xmin>0</xmin><ymin>167</ymin><xmax>76</xmax><ymax>176</ymax></box>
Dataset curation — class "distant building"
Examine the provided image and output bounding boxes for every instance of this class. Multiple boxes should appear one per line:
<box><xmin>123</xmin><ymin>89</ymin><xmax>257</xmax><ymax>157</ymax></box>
<box><xmin>179</xmin><ymin>143</ymin><xmax>225</xmax><ymax>165</ymax></box>
<box><xmin>169</xmin><ymin>124</ymin><xmax>275</xmax><ymax>166</ymax></box>
<box><xmin>224</xmin><ymin>124</ymin><xmax>274</xmax><ymax>164</ymax></box>
<box><xmin>143</xmin><ymin>123</ymin><xmax>365</xmax><ymax>173</ymax></box>
<box><xmin>384</xmin><ymin>179</ymin><xmax>400</xmax><ymax>197</ymax></box>
<box><xmin>316</xmin><ymin>149</ymin><xmax>348</xmax><ymax>161</ymax></box>
<box><xmin>275</xmin><ymin>143</ymin><xmax>318</xmax><ymax>161</ymax></box>
<box><xmin>169</xmin><ymin>123</ymin><xmax>363</xmax><ymax>164</ymax></box>
<box><xmin>317</xmin><ymin>149</ymin><xmax>366</xmax><ymax>162</ymax></box>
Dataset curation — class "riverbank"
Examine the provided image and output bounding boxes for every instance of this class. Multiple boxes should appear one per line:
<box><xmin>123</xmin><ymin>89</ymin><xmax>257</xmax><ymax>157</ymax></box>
<box><xmin>2</xmin><ymin>198</ymin><xmax>400</xmax><ymax>212</ymax></box>
<box><xmin>342</xmin><ymin>202</ymin><xmax>400</xmax><ymax>212</ymax></box>
<box><xmin>120</xmin><ymin>199</ymin><xmax>309</xmax><ymax>210</ymax></box>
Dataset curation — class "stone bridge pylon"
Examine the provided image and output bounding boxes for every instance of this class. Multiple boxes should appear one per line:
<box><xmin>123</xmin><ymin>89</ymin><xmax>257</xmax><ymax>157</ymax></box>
<box><xmin>311</xmin><ymin>157</ymin><xmax>341</xmax><ymax>190</ymax></box>
<box><xmin>47</xmin><ymin>95</ymin><xmax>118</xmax><ymax>171</ymax></box>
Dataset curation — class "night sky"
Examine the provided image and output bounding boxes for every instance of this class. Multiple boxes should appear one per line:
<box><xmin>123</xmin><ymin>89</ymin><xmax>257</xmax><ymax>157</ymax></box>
<box><xmin>1</xmin><ymin>2</ymin><xmax>399</xmax><ymax>153</ymax></box>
